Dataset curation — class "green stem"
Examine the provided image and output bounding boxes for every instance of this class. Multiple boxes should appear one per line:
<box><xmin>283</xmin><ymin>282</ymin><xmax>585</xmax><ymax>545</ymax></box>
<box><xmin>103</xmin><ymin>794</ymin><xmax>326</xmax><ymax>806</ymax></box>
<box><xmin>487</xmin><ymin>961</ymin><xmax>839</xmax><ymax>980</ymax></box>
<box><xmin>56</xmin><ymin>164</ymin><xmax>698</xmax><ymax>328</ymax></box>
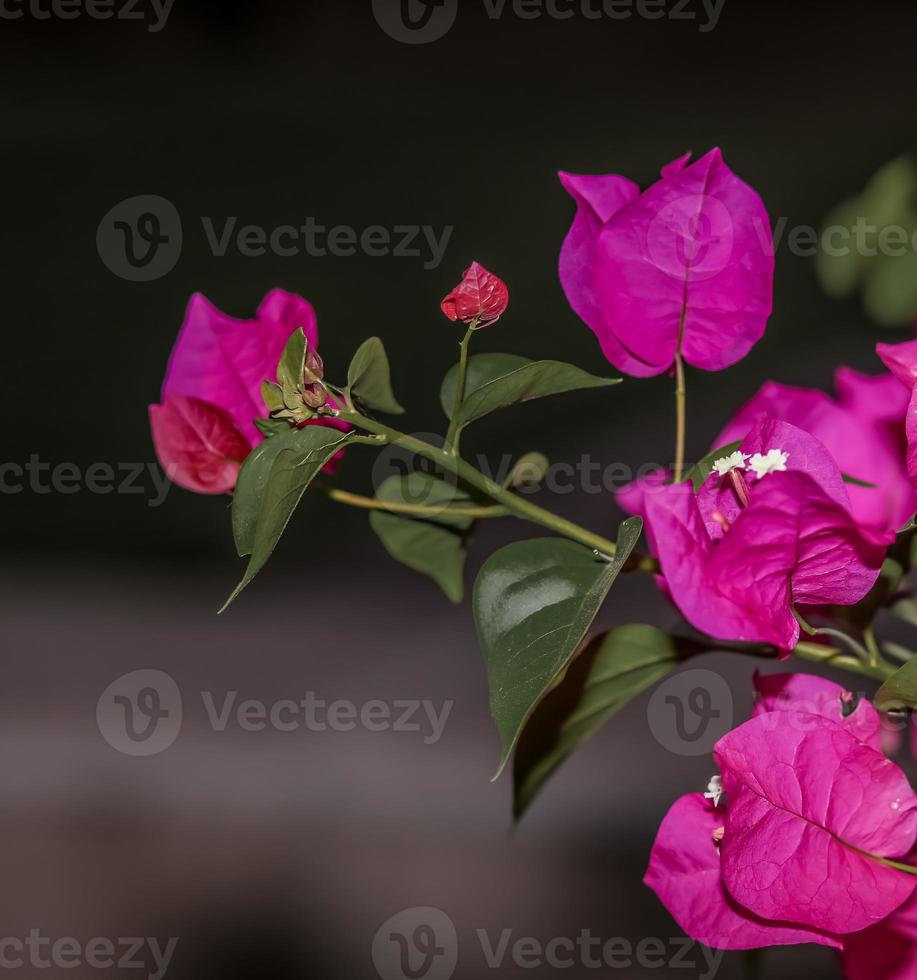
<box><xmin>793</xmin><ymin>641</ymin><xmax>896</xmax><ymax>682</ymax></box>
<box><xmin>864</xmin><ymin>627</ymin><xmax>882</xmax><ymax>668</ymax></box>
<box><xmin>313</xmin><ymin>483</ymin><xmax>507</xmax><ymax>519</ymax></box>
<box><xmin>444</xmin><ymin>322</ymin><xmax>477</xmax><ymax>455</ymax></box>
<box><xmin>337</xmin><ymin>410</ymin><xmax>622</xmax><ymax>556</ymax></box>
<box><xmin>673</xmin><ymin>350</ymin><xmax>687</xmax><ymax>483</ymax></box>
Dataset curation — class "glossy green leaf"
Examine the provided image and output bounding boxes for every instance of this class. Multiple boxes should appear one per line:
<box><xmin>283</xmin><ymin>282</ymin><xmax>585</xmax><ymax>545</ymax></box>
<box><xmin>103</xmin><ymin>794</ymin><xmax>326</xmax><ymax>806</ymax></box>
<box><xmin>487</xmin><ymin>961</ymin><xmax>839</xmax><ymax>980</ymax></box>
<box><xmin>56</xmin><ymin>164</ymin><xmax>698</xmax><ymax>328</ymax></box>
<box><xmin>684</xmin><ymin>441</ymin><xmax>742</xmax><ymax>492</ymax></box>
<box><xmin>513</xmin><ymin>625</ymin><xmax>699</xmax><ymax>819</ymax></box>
<box><xmin>876</xmin><ymin>657</ymin><xmax>917</xmax><ymax>712</ymax></box>
<box><xmin>347</xmin><ymin>337</ymin><xmax>404</xmax><ymax>415</ymax></box>
<box><xmin>369</xmin><ymin>474</ymin><xmax>476</xmax><ymax>602</ymax></box>
<box><xmin>232</xmin><ymin>425</ymin><xmax>350</xmax><ymax>558</ymax></box>
<box><xmin>440</xmin><ymin>353</ymin><xmax>618</xmax><ymax>429</ymax></box>
<box><xmin>473</xmin><ymin>517</ymin><xmax>643</xmax><ymax>777</ymax></box>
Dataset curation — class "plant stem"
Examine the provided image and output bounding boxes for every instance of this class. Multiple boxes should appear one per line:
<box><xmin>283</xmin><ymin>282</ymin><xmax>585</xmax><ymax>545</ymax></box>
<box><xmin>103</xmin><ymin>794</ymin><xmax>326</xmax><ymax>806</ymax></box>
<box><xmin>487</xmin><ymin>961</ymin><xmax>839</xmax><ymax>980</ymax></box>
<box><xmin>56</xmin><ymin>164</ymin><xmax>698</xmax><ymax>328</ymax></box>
<box><xmin>336</xmin><ymin>410</ymin><xmax>622</xmax><ymax>556</ymax></box>
<box><xmin>793</xmin><ymin>641</ymin><xmax>896</xmax><ymax>682</ymax></box>
<box><xmin>864</xmin><ymin>627</ymin><xmax>882</xmax><ymax>668</ymax></box>
<box><xmin>673</xmin><ymin>349</ymin><xmax>687</xmax><ymax>483</ymax></box>
<box><xmin>313</xmin><ymin>483</ymin><xmax>507</xmax><ymax>519</ymax></box>
<box><xmin>444</xmin><ymin>323</ymin><xmax>477</xmax><ymax>455</ymax></box>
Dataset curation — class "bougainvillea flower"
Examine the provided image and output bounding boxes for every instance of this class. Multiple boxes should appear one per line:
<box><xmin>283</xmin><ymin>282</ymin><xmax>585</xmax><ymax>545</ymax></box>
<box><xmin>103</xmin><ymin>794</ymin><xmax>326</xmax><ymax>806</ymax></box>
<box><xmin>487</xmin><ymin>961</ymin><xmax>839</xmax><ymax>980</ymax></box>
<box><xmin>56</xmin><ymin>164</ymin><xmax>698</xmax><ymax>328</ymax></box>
<box><xmin>715</xmin><ymin>371</ymin><xmax>915</xmax><ymax>532</ymax></box>
<box><xmin>441</xmin><ymin>262</ymin><xmax>509</xmax><ymax>326</ymax></box>
<box><xmin>715</xmin><ymin>713</ymin><xmax>917</xmax><ymax>934</ymax></box>
<box><xmin>161</xmin><ymin>290</ymin><xmax>319</xmax><ymax>444</ymax></box>
<box><xmin>843</xmin><ymin>884</ymin><xmax>917</xmax><ymax>980</ymax></box>
<box><xmin>149</xmin><ymin>394</ymin><xmax>251</xmax><ymax>495</ymax></box>
<box><xmin>150</xmin><ymin>290</ymin><xmax>346</xmax><ymax>494</ymax></box>
<box><xmin>752</xmin><ymin>672</ymin><xmax>882</xmax><ymax>752</ymax></box>
<box><xmin>559</xmin><ymin>148</ymin><xmax>774</xmax><ymax>376</ymax></box>
<box><xmin>878</xmin><ymin>339</ymin><xmax>917</xmax><ymax>490</ymax></box>
<box><xmin>633</xmin><ymin>418</ymin><xmax>892</xmax><ymax>648</ymax></box>
<box><xmin>644</xmin><ymin>793</ymin><xmax>842</xmax><ymax>950</ymax></box>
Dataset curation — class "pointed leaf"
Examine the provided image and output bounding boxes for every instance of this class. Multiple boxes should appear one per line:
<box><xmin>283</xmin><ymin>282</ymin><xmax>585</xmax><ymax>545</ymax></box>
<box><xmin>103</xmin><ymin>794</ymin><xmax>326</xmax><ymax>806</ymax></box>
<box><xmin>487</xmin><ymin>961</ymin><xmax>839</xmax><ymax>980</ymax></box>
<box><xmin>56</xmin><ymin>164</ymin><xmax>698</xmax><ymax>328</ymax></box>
<box><xmin>514</xmin><ymin>625</ymin><xmax>697</xmax><ymax>819</ymax></box>
<box><xmin>230</xmin><ymin>424</ymin><xmax>352</xmax><ymax>561</ymax></box>
<box><xmin>369</xmin><ymin>474</ymin><xmax>476</xmax><ymax>601</ymax></box>
<box><xmin>347</xmin><ymin>337</ymin><xmax>404</xmax><ymax>415</ymax></box>
<box><xmin>443</xmin><ymin>356</ymin><xmax>619</xmax><ymax>432</ymax></box>
<box><xmin>276</xmin><ymin>327</ymin><xmax>307</xmax><ymax>392</ymax></box>
<box><xmin>876</xmin><ymin>657</ymin><xmax>917</xmax><ymax>712</ymax></box>
<box><xmin>473</xmin><ymin>517</ymin><xmax>643</xmax><ymax>778</ymax></box>
<box><xmin>440</xmin><ymin>353</ymin><xmax>531</xmax><ymax>420</ymax></box>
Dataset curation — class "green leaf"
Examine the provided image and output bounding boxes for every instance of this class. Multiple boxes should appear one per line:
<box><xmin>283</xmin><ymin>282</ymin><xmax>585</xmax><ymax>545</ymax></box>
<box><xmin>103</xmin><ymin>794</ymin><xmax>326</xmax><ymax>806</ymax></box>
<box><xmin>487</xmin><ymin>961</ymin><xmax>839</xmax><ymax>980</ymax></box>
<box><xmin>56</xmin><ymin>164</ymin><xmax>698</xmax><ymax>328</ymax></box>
<box><xmin>224</xmin><ymin>425</ymin><xmax>352</xmax><ymax>607</ymax></box>
<box><xmin>347</xmin><ymin>337</ymin><xmax>404</xmax><ymax>415</ymax></box>
<box><xmin>276</xmin><ymin>328</ymin><xmax>307</xmax><ymax>392</ymax></box>
<box><xmin>369</xmin><ymin>474</ymin><xmax>476</xmax><ymax>602</ymax></box>
<box><xmin>683</xmin><ymin>441</ymin><xmax>742</xmax><ymax>492</ymax></box>
<box><xmin>842</xmin><ymin>473</ymin><xmax>878</xmax><ymax>489</ymax></box>
<box><xmin>253</xmin><ymin>418</ymin><xmax>290</xmax><ymax>438</ymax></box>
<box><xmin>440</xmin><ymin>353</ymin><xmax>531</xmax><ymax>420</ymax></box>
<box><xmin>440</xmin><ymin>353</ymin><xmax>619</xmax><ymax>430</ymax></box>
<box><xmin>876</xmin><ymin>657</ymin><xmax>917</xmax><ymax>712</ymax></box>
<box><xmin>473</xmin><ymin>517</ymin><xmax>643</xmax><ymax>778</ymax></box>
<box><xmin>505</xmin><ymin>452</ymin><xmax>550</xmax><ymax>489</ymax></box>
<box><xmin>513</xmin><ymin>625</ymin><xmax>699</xmax><ymax>819</ymax></box>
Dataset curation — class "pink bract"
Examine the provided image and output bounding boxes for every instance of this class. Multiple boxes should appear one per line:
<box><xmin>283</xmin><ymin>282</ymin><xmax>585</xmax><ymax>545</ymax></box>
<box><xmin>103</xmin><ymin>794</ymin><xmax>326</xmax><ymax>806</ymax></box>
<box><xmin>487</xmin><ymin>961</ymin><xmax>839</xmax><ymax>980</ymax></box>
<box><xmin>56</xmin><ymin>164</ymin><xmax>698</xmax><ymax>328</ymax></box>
<box><xmin>637</xmin><ymin>419</ymin><xmax>891</xmax><ymax>649</ymax></box>
<box><xmin>715</xmin><ymin>714</ymin><xmax>917</xmax><ymax>935</ymax></box>
<box><xmin>559</xmin><ymin>148</ymin><xmax>774</xmax><ymax>376</ymax></box>
<box><xmin>842</xmin><ymin>885</ymin><xmax>917</xmax><ymax>980</ymax></box>
<box><xmin>441</xmin><ymin>261</ymin><xmax>509</xmax><ymax>326</ymax></box>
<box><xmin>644</xmin><ymin>794</ymin><xmax>841</xmax><ymax>951</ymax></box>
<box><xmin>162</xmin><ymin>289</ymin><xmax>319</xmax><ymax>445</ymax></box>
<box><xmin>752</xmin><ymin>672</ymin><xmax>882</xmax><ymax>752</ymax></box>
<box><xmin>716</xmin><ymin>371</ymin><xmax>915</xmax><ymax>532</ymax></box>
<box><xmin>149</xmin><ymin>394</ymin><xmax>250</xmax><ymax>495</ymax></box>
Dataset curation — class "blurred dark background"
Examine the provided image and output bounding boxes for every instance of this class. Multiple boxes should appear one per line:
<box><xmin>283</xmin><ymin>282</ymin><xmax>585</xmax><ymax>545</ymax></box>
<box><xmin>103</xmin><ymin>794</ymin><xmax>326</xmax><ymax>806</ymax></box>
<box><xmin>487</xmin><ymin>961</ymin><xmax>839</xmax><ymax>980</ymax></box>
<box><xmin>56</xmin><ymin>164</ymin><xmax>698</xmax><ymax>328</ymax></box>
<box><xmin>2</xmin><ymin>1</ymin><xmax>916</xmax><ymax>977</ymax></box>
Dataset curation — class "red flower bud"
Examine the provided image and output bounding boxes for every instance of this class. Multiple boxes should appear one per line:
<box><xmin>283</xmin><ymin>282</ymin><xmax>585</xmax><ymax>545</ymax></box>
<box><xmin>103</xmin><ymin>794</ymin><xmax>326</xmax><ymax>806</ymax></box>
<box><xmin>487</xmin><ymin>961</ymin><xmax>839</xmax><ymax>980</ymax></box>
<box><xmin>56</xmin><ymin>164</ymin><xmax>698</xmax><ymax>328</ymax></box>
<box><xmin>441</xmin><ymin>261</ymin><xmax>509</xmax><ymax>327</ymax></box>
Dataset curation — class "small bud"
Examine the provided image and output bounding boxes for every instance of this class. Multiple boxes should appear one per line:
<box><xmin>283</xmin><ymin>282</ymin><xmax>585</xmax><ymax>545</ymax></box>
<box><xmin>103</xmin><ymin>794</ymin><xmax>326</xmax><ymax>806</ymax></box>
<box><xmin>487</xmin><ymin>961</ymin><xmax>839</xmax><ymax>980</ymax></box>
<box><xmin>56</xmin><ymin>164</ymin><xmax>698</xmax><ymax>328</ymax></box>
<box><xmin>304</xmin><ymin>349</ymin><xmax>325</xmax><ymax>384</ymax></box>
<box><xmin>441</xmin><ymin>261</ymin><xmax>509</xmax><ymax>327</ymax></box>
<box><xmin>302</xmin><ymin>384</ymin><xmax>329</xmax><ymax>410</ymax></box>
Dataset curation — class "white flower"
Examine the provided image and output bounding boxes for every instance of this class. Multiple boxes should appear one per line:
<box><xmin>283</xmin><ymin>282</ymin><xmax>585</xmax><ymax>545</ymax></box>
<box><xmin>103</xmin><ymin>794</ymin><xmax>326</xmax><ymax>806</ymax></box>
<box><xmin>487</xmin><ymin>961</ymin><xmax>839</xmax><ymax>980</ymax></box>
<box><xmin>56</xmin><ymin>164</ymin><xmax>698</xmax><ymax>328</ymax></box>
<box><xmin>711</xmin><ymin>451</ymin><xmax>750</xmax><ymax>477</ymax></box>
<box><xmin>748</xmin><ymin>449</ymin><xmax>789</xmax><ymax>480</ymax></box>
<box><xmin>704</xmin><ymin>775</ymin><xmax>724</xmax><ymax>807</ymax></box>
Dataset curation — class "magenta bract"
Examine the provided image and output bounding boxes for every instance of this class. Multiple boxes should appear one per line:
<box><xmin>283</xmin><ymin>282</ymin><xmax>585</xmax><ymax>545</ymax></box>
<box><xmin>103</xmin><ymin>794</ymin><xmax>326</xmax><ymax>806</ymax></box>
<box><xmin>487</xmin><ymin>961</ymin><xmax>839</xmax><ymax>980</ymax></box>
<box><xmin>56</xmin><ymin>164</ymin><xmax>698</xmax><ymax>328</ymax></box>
<box><xmin>559</xmin><ymin>148</ymin><xmax>774</xmax><ymax>376</ymax></box>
